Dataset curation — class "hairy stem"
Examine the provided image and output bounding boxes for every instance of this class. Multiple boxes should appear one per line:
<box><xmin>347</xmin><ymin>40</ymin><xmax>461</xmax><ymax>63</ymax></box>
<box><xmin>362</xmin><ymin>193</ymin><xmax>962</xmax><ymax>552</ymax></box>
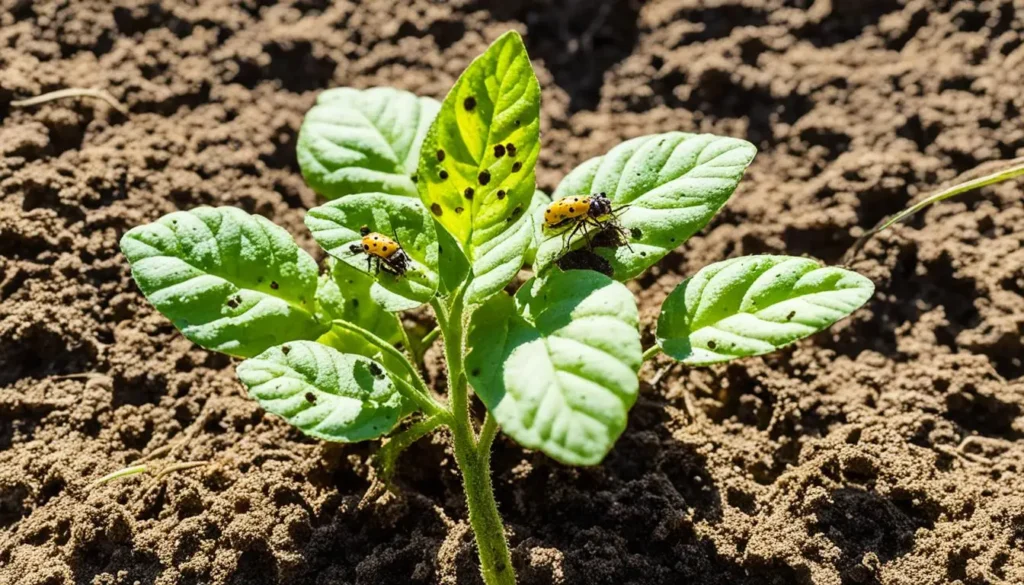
<box><xmin>330</xmin><ymin>319</ymin><xmax>444</xmax><ymax>414</ymax></box>
<box><xmin>375</xmin><ymin>413</ymin><xmax>449</xmax><ymax>484</ymax></box>
<box><xmin>477</xmin><ymin>412</ymin><xmax>499</xmax><ymax>460</ymax></box>
<box><xmin>433</xmin><ymin>290</ymin><xmax>516</xmax><ymax>585</ymax></box>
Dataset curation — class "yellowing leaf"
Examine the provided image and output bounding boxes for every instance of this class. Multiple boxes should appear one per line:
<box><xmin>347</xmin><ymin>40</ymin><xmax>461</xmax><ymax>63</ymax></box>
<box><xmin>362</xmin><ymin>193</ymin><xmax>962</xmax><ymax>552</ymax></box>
<box><xmin>417</xmin><ymin>31</ymin><xmax>541</xmax><ymax>304</ymax></box>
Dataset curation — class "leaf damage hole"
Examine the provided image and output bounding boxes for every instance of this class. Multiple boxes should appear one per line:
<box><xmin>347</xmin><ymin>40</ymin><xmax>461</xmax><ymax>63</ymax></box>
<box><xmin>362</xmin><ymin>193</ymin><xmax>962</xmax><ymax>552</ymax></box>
<box><xmin>368</xmin><ymin>362</ymin><xmax>384</xmax><ymax>378</ymax></box>
<box><xmin>463</xmin><ymin>96</ymin><xmax>476</xmax><ymax>111</ymax></box>
<box><xmin>431</xmin><ymin>203</ymin><xmax>443</xmax><ymax>216</ymax></box>
<box><xmin>305</xmin><ymin>392</ymin><xmax>317</xmax><ymax>404</ymax></box>
<box><xmin>479</xmin><ymin>171</ymin><xmax>490</xmax><ymax>185</ymax></box>
<box><xmin>226</xmin><ymin>296</ymin><xmax>240</xmax><ymax>309</ymax></box>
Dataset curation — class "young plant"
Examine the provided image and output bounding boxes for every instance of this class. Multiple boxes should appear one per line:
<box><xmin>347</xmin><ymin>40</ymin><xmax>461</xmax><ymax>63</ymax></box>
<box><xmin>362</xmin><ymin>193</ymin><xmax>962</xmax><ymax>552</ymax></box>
<box><xmin>120</xmin><ymin>32</ymin><xmax>874</xmax><ymax>584</ymax></box>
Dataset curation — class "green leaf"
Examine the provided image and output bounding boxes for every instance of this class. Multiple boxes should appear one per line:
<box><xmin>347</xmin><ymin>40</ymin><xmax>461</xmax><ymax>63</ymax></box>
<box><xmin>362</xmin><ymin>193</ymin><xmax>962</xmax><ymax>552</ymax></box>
<box><xmin>298</xmin><ymin>87</ymin><xmax>440</xmax><ymax>200</ymax></box>
<box><xmin>306</xmin><ymin>193</ymin><xmax>439</xmax><ymax>311</ymax></box>
<box><xmin>466</xmin><ymin>270</ymin><xmax>642</xmax><ymax>466</ymax></box>
<box><xmin>535</xmin><ymin>132</ymin><xmax>757</xmax><ymax>281</ymax></box>
<box><xmin>657</xmin><ymin>256</ymin><xmax>875</xmax><ymax>365</ymax></box>
<box><xmin>464</xmin><ymin>205</ymin><xmax>534</xmax><ymax>306</ymax></box>
<box><xmin>524</xmin><ymin>189</ymin><xmax>552</xmax><ymax>265</ymax></box>
<box><xmin>237</xmin><ymin>341</ymin><xmax>404</xmax><ymax>442</ymax></box>
<box><xmin>436</xmin><ymin>219</ymin><xmax>471</xmax><ymax>298</ymax></box>
<box><xmin>417</xmin><ymin>30</ymin><xmax>541</xmax><ymax>303</ymax></box>
<box><xmin>315</xmin><ymin>260</ymin><xmax>403</xmax><ymax>356</ymax></box>
<box><xmin>120</xmin><ymin>207</ymin><xmax>328</xmax><ymax>358</ymax></box>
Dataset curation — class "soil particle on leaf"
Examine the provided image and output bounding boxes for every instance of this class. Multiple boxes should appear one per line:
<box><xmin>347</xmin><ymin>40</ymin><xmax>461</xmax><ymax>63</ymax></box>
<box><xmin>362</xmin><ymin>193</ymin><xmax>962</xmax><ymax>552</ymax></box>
<box><xmin>2</xmin><ymin>2</ymin><xmax>1024</xmax><ymax>585</ymax></box>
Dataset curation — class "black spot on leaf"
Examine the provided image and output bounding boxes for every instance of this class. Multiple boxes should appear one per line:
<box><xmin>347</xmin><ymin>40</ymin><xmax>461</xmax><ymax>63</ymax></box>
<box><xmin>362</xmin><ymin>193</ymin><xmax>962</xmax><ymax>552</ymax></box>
<box><xmin>305</xmin><ymin>392</ymin><xmax>316</xmax><ymax>404</ymax></box>
<box><xmin>630</xmin><ymin>227</ymin><xmax>643</xmax><ymax>239</ymax></box>
<box><xmin>436</xmin><ymin>149</ymin><xmax>445</xmax><ymax>161</ymax></box>
<box><xmin>479</xmin><ymin>171</ymin><xmax>490</xmax><ymax>185</ymax></box>
<box><xmin>431</xmin><ymin>203</ymin><xmax>443</xmax><ymax>216</ymax></box>
<box><xmin>464</xmin><ymin>187</ymin><xmax>474</xmax><ymax>200</ymax></box>
<box><xmin>511</xmin><ymin>162</ymin><xmax>522</xmax><ymax>173</ymax></box>
<box><xmin>494</xmin><ymin>144</ymin><xmax>506</xmax><ymax>158</ymax></box>
<box><xmin>368</xmin><ymin>362</ymin><xmax>384</xmax><ymax>377</ymax></box>
<box><xmin>707</xmin><ymin>340</ymin><xmax>717</xmax><ymax>349</ymax></box>
<box><xmin>270</xmin><ymin>281</ymin><xmax>279</xmax><ymax>290</ymax></box>
<box><xmin>455</xmin><ymin>206</ymin><xmax>464</xmax><ymax>214</ymax></box>
<box><xmin>282</xmin><ymin>345</ymin><xmax>291</xmax><ymax>354</ymax></box>
<box><xmin>786</xmin><ymin>310</ymin><xmax>796</xmax><ymax>321</ymax></box>
<box><xmin>440</xmin><ymin>170</ymin><xmax>449</xmax><ymax>180</ymax></box>
<box><xmin>497</xmin><ymin>190</ymin><xmax>506</xmax><ymax>199</ymax></box>
<box><xmin>506</xmin><ymin>143</ymin><xmax>517</xmax><ymax>157</ymax></box>
<box><xmin>463</xmin><ymin>96</ymin><xmax>476</xmax><ymax>111</ymax></box>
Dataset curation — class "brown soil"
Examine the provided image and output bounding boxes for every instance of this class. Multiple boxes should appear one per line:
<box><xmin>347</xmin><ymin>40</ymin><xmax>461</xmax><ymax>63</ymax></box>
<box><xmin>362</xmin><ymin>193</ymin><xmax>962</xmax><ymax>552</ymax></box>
<box><xmin>2</xmin><ymin>1</ymin><xmax>1023</xmax><ymax>584</ymax></box>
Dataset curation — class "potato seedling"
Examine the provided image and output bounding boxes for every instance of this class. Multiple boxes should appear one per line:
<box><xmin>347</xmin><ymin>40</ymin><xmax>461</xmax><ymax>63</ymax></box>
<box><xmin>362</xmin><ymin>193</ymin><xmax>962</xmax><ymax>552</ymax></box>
<box><xmin>120</xmin><ymin>32</ymin><xmax>876</xmax><ymax>585</ymax></box>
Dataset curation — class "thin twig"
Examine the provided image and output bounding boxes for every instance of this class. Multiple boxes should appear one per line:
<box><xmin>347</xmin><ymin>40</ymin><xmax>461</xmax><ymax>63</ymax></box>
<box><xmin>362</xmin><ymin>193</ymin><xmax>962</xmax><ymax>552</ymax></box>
<box><xmin>151</xmin><ymin>460</ymin><xmax>208</xmax><ymax>483</ymax></box>
<box><xmin>649</xmin><ymin>363</ymin><xmax>677</xmax><ymax>388</ymax></box>
<box><xmin>87</xmin><ymin>465</ymin><xmax>148</xmax><ymax>490</ymax></box>
<box><xmin>11</xmin><ymin>87</ymin><xmax>129</xmax><ymax>116</ymax></box>
<box><xmin>134</xmin><ymin>443</ymin><xmax>174</xmax><ymax>465</ymax></box>
<box><xmin>844</xmin><ymin>157</ymin><xmax>1024</xmax><ymax>264</ymax></box>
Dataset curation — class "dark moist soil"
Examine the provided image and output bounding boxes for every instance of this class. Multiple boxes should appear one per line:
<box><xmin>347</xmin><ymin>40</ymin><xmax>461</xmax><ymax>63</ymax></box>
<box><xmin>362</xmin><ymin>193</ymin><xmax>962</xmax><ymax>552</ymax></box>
<box><xmin>2</xmin><ymin>1</ymin><xmax>1024</xmax><ymax>584</ymax></box>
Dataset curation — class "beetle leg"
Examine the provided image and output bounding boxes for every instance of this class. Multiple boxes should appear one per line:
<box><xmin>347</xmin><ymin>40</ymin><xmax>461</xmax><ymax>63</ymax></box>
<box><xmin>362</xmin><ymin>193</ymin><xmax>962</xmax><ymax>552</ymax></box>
<box><xmin>561</xmin><ymin>220</ymin><xmax>587</xmax><ymax>255</ymax></box>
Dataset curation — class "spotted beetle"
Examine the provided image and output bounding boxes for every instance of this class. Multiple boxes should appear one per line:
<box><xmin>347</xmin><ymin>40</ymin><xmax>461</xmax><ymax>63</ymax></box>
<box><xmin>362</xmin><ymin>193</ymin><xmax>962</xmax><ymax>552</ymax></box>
<box><xmin>348</xmin><ymin>226</ymin><xmax>411</xmax><ymax>276</ymax></box>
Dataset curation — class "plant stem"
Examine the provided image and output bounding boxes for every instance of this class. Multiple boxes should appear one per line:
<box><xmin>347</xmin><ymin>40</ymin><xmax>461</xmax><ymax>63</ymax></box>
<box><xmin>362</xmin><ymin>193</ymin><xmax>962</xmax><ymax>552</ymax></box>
<box><xmin>330</xmin><ymin>319</ymin><xmax>444</xmax><ymax>414</ymax></box>
<box><xmin>375</xmin><ymin>413</ymin><xmax>449</xmax><ymax>484</ymax></box>
<box><xmin>642</xmin><ymin>345</ymin><xmax>662</xmax><ymax>362</ymax></box>
<box><xmin>478</xmin><ymin>412</ymin><xmax>499</xmax><ymax>459</ymax></box>
<box><xmin>420</xmin><ymin>326</ymin><xmax>441</xmax><ymax>351</ymax></box>
<box><xmin>433</xmin><ymin>290</ymin><xmax>516</xmax><ymax>585</ymax></box>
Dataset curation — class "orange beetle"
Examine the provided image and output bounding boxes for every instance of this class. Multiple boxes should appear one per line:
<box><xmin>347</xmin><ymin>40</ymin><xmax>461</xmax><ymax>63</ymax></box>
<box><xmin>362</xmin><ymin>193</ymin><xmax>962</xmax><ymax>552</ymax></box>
<box><xmin>348</xmin><ymin>227</ymin><xmax>411</xmax><ymax>276</ymax></box>
<box><xmin>543</xmin><ymin>192</ymin><xmax>631</xmax><ymax>253</ymax></box>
